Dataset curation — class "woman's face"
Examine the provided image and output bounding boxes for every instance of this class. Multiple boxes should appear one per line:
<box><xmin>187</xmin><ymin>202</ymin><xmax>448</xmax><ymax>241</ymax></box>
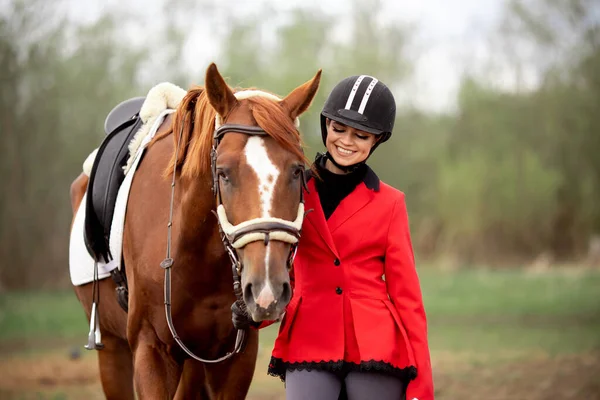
<box><xmin>325</xmin><ymin>118</ymin><xmax>377</xmax><ymax>169</ymax></box>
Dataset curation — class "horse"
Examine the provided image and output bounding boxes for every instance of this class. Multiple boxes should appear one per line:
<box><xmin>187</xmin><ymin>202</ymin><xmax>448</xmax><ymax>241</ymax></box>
<box><xmin>69</xmin><ymin>63</ymin><xmax>321</xmax><ymax>399</ymax></box>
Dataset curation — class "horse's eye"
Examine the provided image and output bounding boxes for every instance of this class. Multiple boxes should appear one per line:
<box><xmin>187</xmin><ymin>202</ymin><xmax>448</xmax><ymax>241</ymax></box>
<box><xmin>292</xmin><ymin>167</ymin><xmax>303</xmax><ymax>179</ymax></box>
<box><xmin>217</xmin><ymin>170</ymin><xmax>229</xmax><ymax>182</ymax></box>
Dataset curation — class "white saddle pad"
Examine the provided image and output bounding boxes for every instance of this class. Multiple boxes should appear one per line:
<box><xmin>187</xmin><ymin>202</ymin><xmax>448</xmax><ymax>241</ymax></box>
<box><xmin>69</xmin><ymin>109</ymin><xmax>175</xmax><ymax>286</ymax></box>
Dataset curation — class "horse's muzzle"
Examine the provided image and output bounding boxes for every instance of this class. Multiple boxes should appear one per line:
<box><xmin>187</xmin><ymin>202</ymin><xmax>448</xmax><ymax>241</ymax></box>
<box><xmin>243</xmin><ymin>279</ymin><xmax>291</xmax><ymax>321</ymax></box>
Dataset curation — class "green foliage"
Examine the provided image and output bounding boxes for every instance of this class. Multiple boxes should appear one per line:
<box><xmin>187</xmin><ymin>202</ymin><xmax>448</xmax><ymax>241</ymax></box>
<box><xmin>213</xmin><ymin>0</ymin><xmax>599</xmax><ymax>264</ymax></box>
<box><xmin>217</xmin><ymin>0</ymin><xmax>411</xmax><ymax>157</ymax></box>
<box><xmin>438</xmin><ymin>81</ymin><xmax>566</xmax><ymax>259</ymax></box>
<box><xmin>433</xmin><ymin>0</ymin><xmax>600</xmax><ymax>262</ymax></box>
<box><xmin>0</xmin><ymin>1</ymin><xmax>147</xmax><ymax>288</ymax></box>
<box><xmin>1</xmin><ymin>0</ymin><xmax>599</xmax><ymax>289</ymax></box>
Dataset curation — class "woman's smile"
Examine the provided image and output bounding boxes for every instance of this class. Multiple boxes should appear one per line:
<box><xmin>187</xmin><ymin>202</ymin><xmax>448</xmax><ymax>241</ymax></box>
<box><xmin>335</xmin><ymin>145</ymin><xmax>355</xmax><ymax>156</ymax></box>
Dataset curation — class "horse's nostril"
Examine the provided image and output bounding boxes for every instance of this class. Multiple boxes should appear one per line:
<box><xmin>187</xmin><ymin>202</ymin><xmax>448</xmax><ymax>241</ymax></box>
<box><xmin>243</xmin><ymin>283</ymin><xmax>254</xmax><ymax>307</ymax></box>
<box><xmin>281</xmin><ymin>281</ymin><xmax>292</xmax><ymax>305</ymax></box>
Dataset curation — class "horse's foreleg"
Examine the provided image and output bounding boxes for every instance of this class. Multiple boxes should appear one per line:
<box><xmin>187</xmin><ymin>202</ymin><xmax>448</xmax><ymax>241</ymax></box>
<box><xmin>97</xmin><ymin>334</ymin><xmax>135</xmax><ymax>400</ymax></box>
<box><xmin>202</xmin><ymin>329</ymin><xmax>259</xmax><ymax>400</ymax></box>
<box><xmin>73</xmin><ymin>280</ymin><xmax>132</xmax><ymax>399</ymax></box>
<box><xmin>173</xmin><ymin>359</ymin><xmax>210</xmax><ymax>400</ymax></box>
<box><xmin>130</xmin><ymin>326</ymin><xmax>182</xmax><ymax>399</ymax></box>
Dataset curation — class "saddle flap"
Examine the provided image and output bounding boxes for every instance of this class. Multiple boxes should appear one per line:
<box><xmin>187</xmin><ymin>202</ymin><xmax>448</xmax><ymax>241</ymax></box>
<box><xmin>85</xmin><ymin>115</ymin><xmax>143</xmax><ymax>262</ymax></box>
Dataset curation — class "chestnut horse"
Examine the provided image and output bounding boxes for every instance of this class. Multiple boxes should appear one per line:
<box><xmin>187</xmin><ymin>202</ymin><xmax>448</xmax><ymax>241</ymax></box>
<box><xmin>70</xmin><ymin>63</ymin><xmax>321</xmax><ymax>399</ymax></box>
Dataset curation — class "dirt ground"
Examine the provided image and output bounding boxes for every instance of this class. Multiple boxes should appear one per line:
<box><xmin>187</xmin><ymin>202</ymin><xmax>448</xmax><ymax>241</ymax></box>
<box><xmin>0</xmin><ymin>349</ymin><xmax>598</xmax><ymax>399</ymax></box>
<box><xmin>2</xmin><ymin>270</ymin><xmax>598</xmax><ymax>399</ymax></box>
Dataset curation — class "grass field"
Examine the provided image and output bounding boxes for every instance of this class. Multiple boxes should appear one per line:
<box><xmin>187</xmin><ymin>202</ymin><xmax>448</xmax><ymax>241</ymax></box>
<box><xmin>0</xmin><ymin>268</ymin><xmax>599</xmax><ymax>399</ymax></box>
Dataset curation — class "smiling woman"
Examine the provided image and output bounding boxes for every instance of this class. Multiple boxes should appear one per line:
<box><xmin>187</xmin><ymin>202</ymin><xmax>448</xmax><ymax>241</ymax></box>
<box><xmin>324</xmin><ymin>119</ymin><xmax>378</xmax><ymax>173</ymax></box>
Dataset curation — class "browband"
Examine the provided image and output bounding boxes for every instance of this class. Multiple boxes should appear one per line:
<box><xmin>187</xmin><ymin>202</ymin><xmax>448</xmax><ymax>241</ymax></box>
<box><xmin>214</xmin><ymin>124</ymin><xmax>268</xmax><ymax>143</ymax></box>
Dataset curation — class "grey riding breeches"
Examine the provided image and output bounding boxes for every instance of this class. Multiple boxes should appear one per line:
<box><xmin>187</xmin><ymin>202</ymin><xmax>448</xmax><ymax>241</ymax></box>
<box><xmin>285</xmin><ymin>369</ymin><xmax>406</xmax><ymax>400</ymax></box>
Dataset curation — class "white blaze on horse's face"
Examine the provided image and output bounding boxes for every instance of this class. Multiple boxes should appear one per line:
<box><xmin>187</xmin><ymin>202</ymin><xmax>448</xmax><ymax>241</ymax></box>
<box><xmin>244</xmin><ymin>136</ymin><xmax>280</xmax><ymax>309</ymax></box>
<box><xmin>244</xmin><ymin>136</ymin><xmax>280</xmax><ymax>217</ymax></box>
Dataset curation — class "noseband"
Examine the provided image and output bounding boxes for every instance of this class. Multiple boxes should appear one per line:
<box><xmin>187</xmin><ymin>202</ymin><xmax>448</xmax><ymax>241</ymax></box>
<box><xmin>160</xmin><ymin>119</ymin><xmax>306</xmax><ymax>364</ymax></box>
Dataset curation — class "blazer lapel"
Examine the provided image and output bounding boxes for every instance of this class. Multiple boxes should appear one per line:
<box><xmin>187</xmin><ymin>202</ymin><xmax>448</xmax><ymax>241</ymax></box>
<box><xmin>327</xmin><ymin>182</ymin><xmax>376</xmax><ymax>234</ymax></box>
<box><xmin>304</xmin><ymin>179</ymin><xmax>338</xmax><ymax>256</ymax></box>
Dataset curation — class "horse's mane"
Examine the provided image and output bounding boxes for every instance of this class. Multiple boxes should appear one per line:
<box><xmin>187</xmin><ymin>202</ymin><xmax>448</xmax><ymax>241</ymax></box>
<box><xmin>153</xmin><ymin>86</ymin><xmax>308</xmax><ymax>180</ymax></box>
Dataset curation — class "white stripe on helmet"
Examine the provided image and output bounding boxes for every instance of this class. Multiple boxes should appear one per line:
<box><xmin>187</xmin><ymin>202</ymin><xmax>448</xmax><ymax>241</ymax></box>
<box><xmin>357</xmin><ymin>77</ymin><xmax>379</xmax><ymax>114</ymax></box>
<box><xmin>344</xmin><ymin>75</ymin><xmax>367</xmax><ymax>110</ymax></box>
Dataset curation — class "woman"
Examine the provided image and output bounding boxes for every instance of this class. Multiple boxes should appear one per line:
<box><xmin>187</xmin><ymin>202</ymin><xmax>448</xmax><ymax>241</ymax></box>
<box><xmin>232</xmin><ymin>75</ymin><xmax>434</xmax><ymax>400</ymax></box>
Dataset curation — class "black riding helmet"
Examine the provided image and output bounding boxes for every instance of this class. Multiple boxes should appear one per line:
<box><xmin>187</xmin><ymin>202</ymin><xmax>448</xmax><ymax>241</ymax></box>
<box><xmin>320</xmin><ymin>75</ymin><xmax>396</xmax><ymax>148</ymax></box>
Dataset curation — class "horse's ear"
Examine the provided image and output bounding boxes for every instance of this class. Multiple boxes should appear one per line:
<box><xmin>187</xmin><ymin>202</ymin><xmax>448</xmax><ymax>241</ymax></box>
<box><xmin>281</xmin><ymin>69</ymin><xmax>322</xmax><ymax>120</ymax></box>
<box><xmin>205</xmin><ymin>63</ymin><xmax>238</xmax><ymax>118</ymax></box>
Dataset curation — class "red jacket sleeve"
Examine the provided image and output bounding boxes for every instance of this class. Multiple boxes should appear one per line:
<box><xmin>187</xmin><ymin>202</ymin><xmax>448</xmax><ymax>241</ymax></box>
<box><xmin>254</xmin><ymin>264</ymin><xmax>296</xmax><ymax>330</ymax></box>
<box><xmin>384</xmin><ymin>194</ymin><xmax>434</xmax><ymax>400</ymax></box>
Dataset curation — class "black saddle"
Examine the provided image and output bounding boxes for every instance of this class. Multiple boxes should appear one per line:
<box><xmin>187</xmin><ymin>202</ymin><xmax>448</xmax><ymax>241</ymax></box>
<box><xmin>84</xmin><ymin>96</ymin><xmax>145</xmax><ymax>263</ymax></box>
<box><xmin>104</xmin><ymin>97</ymin><xmax>146</xmax><ymax>135</ymax></box>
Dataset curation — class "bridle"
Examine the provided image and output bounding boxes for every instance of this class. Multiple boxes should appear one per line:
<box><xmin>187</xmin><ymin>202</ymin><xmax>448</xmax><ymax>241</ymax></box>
<box><xmin>160</xmin><ymin>115</ymin><xmax>306</xmax><ymax>364</ymax></box>
<box><xmin>211</xmin><ymin>124</ymin><xmax>306</xmax><ymax>275</ymax></box>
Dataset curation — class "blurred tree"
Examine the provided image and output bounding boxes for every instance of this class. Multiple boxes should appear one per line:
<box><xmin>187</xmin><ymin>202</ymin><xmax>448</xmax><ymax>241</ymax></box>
<box><xmin>436</xmin><ymin>0</ymin><xmax>600</xmax><ymax>263</ymax></box>
<box><xmin>0</xmin><ymin>0</ymin><xmax>147</xmax><ymax>288</ymax></box>
<box><xmin>216</xmin><ymin>0</ymin><xmax>413</xmax><ymax>159</ymax></box>
<box><xmin>2</xmin><ymin>0</ymin><xmax>598</xmax><ymax>290</ymax></box>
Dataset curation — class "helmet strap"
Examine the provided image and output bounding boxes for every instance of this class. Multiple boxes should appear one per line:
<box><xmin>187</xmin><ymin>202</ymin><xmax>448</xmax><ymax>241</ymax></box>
<box><xmin>368</xmin><ymin>133</ymin><xmax>387</xmax><ymax>155</ymax></box>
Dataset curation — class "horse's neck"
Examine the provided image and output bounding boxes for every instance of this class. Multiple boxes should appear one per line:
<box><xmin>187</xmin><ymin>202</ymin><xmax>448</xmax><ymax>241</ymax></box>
<box><xmin>177</xmin><ymin>177</ymin><xmax>213</xmax><ymax>235</ymax></box>
<box><xmin>175</xmin><ymin>177</ymin><xmax>225</xmax><ymax>267</ymax></box>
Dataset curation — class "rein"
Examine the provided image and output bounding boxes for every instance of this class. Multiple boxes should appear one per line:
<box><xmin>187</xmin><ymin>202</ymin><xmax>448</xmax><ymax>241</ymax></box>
<box><xmin>160</xmin><ymin>118</ymin><xmax>305</xmax><ymax>364</ymax></box>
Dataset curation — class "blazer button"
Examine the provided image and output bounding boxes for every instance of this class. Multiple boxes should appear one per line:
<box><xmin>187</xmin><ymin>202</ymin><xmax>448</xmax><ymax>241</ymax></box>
<box><xmin>334</xmin><ymin>258</ymin><xmax>340</xmax><ymax>266</ymax></box>
<box><xmin>335</xmin><ymin>287</ymin><xmax>343</xmax><ymax>295</ymax></box>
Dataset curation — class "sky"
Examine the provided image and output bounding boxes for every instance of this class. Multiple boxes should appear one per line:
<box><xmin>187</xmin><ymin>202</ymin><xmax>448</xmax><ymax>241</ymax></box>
<box><xmin>64</xmin><ymin>0</ymin><xmax>508</xmax><ymax>112</ymax></box>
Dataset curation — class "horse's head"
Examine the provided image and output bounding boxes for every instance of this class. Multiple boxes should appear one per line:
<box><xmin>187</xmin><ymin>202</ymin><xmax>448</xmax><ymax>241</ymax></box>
<box><xmin>205</xmin><ymin>64</ymin><xmax>321</xmax><ymax>321</ymax></box>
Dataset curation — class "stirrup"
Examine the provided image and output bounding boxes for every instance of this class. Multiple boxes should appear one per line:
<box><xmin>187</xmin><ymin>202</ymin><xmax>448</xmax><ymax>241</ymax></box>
<box><xmin>84</xmin><ymin>302</ymin><xmax>104</xmax><ymax>350</ymax></box>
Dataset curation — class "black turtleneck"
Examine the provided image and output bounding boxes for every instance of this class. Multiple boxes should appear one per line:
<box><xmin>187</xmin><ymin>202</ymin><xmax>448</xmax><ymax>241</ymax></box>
<box><xmin>313</xmin><ymin>154</ymin><xmax>367</xmax><ymax>220</ymax></box>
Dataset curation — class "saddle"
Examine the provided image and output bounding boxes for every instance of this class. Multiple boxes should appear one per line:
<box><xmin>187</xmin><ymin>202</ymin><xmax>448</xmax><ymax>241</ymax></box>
<box><xmin>84</xmin><ymin>96</ymin><xmax>145</xmax><ymax>264</ymax></box>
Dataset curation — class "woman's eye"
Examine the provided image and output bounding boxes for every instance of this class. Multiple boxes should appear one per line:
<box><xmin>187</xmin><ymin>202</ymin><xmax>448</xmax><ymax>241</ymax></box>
<box><xmin>356</xmin><ymin>134</ymin><xmax>369</xmax><ymax>140</ymax></box>
<box><xmin>332</xmin><ymin>126</ymin><xmax>344</xmax><ymax>133</ymax></box>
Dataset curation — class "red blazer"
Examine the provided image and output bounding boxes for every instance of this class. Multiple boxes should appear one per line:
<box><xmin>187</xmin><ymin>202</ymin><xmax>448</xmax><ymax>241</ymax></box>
<box><xmin>268</xmin><ymin>176</ymin><xmax>434</xmax><ymax>400</ymax></box>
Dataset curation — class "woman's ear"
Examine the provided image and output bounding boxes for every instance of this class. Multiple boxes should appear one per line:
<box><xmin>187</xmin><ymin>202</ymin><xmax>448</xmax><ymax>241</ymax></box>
<box><xmin>372</xmin><ymin>134</ymin><xmax>383</xmax><ymax>147</ymax></box>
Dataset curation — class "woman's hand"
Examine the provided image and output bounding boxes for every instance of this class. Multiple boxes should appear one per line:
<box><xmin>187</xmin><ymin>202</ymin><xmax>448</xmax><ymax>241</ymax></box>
<box><xmin>231</xmin><ymin>299</ymin><xmax>260</xmax><ymax>330</ymax></box>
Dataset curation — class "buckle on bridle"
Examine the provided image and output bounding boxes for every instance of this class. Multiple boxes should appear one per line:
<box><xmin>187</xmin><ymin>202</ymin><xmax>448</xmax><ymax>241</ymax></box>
<box><xmin>160</xmin><ymin>258</ymin><xmax>174</xmax><ymax>269</ymax></box>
